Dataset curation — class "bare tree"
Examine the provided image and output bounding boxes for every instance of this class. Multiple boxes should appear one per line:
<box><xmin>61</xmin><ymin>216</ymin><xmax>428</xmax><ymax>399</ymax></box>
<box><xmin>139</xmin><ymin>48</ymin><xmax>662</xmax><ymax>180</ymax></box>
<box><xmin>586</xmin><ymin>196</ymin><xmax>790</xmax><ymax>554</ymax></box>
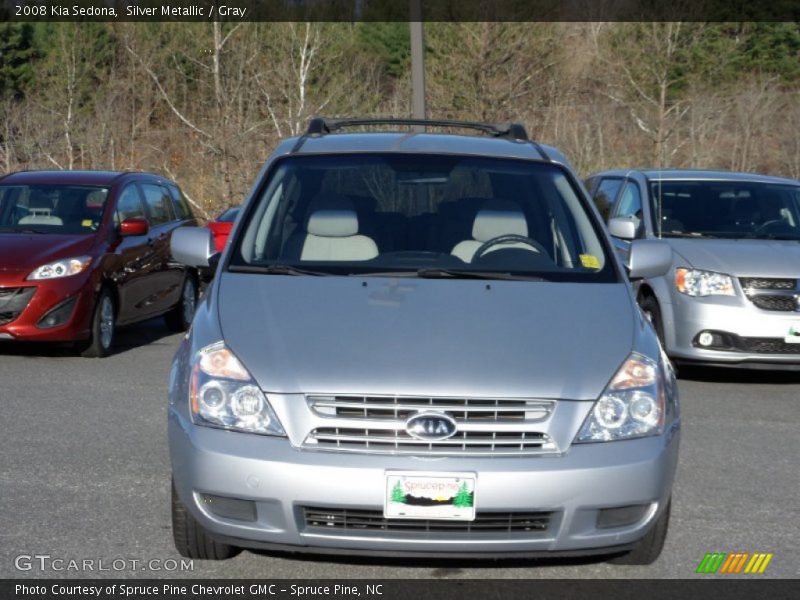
<box><xmin>593</xmin><ymin>22</ymin><xmax>707</xmax><ymax>167</ymax></box>
<box><xmin>426</xmin><ymin>23</ymin><xmax>561</xmax><ymax>124</ymax></box>
<box><xmin>727</xmin><ymin>76</ymin><xmax>781</xmax><ymax>172</ymax></box>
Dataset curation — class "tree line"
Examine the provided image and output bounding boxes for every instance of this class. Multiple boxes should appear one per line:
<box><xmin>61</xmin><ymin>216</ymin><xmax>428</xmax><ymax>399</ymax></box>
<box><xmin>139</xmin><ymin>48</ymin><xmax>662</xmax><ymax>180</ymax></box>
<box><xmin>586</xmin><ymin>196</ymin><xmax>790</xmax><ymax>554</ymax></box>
<box><xmin>0</xmin><ymin>21</ymin><xmax>798</xmax><ymax>216</ymax></box>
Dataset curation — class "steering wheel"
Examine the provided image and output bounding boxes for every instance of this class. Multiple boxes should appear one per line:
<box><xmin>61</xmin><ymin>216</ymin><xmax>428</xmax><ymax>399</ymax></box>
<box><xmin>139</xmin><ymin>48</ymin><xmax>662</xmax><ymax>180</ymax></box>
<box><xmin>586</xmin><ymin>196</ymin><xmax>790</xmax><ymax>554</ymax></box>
<box><xmin>473</xmin><ymin>234</ymin><xmax>548</xmax><ymax>261</ymax></box>
<box><xmin>755</xmin><ymin>219</ymin><xmax>793</xmax><ymax>235</ymax></box>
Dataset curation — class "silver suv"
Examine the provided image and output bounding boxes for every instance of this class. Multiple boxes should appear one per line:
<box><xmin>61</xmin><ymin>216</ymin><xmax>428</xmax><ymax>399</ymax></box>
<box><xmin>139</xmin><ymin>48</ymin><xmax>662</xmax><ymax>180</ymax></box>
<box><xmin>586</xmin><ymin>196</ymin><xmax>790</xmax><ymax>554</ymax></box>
<box><xmin>587</xmin><ymin>169</ymin><xmax>800</xmax><ymax>369</ymax></box>
<box><xmin>168</xmin><ymin>118</ymin><xmax>680</xmax><ymax>564</ymax></box>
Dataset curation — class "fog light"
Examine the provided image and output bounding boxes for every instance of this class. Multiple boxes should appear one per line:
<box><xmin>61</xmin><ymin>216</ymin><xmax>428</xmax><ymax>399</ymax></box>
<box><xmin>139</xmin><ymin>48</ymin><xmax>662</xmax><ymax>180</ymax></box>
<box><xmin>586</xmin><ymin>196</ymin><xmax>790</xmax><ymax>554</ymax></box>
<box><xmin>596</xmin><ymin>504</ymin><xmax>650</xmax><ymax>529</ymax></box>
<box><xmin>36</xmin><ymin>296</ymin><xmax>77</xmax><ymax>329</ymax></box>
<box><xmin>198</xmin><ymin>494</ymin><xmax>257</xmax><ymax>522</ymax></box>
<box><xmin>697</xmin><ymin>332</ymin><xmax>714</xmax><ymax>347</ymax></box>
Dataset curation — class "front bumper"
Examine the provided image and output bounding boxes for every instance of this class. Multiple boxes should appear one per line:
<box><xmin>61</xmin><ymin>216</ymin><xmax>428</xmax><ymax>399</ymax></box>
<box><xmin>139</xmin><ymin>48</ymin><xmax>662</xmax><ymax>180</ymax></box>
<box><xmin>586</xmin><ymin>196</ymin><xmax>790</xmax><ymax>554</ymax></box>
<box><xmin>0</xmin><ymin>275</ymin><xmax>95</xmax><ymax>342</ymax></box>
<box><xmin>665</xmin><ymin>293</ymin><xmax>800</xmax><ymax>367</ymax></box>
<box><xmin>169</xmin><ymin>409</ymin><xmax>680</xmax><ymax>556</ymax></box>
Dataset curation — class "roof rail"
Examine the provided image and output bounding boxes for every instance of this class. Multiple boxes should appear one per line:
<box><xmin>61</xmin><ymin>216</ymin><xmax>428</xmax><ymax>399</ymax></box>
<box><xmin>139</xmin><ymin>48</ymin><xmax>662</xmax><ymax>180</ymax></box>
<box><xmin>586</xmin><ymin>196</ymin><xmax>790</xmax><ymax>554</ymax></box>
<box><xmin>306</xmin><ymin>117</ymin><xmax>529</xmax><ymax>141</ymax></box>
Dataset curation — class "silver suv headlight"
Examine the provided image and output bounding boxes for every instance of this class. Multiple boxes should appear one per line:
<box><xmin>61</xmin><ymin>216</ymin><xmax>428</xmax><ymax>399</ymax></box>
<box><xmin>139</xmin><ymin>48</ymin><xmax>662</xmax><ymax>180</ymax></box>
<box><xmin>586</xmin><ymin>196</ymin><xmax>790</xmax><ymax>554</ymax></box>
<box><xmin>190</xmin><ymin>341</ymin><xmax>285</xmax><ymax>436</ymax></box>
<box><xmin>575</xmin><ymin>353</ymin><xmax>665</xmax><ymax>443</ymax></box>
<box><xmin>675</xmin><ymin>267</ymin><xmax>735</xmax><ymax>297</ymax></box>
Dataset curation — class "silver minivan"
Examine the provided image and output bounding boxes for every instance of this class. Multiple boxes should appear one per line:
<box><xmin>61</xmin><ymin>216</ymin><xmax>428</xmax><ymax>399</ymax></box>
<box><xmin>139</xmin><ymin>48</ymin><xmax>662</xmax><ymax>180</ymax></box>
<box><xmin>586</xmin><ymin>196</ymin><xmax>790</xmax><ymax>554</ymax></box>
<box><xmin>168</xmin><ymin>118</ymin><xmax>680</xmax><ymax>564</ymax></box>
<box><xmin>587</xmin><ymin>169</ymin><xmax>800</xmax><ymax>369</ymax></box>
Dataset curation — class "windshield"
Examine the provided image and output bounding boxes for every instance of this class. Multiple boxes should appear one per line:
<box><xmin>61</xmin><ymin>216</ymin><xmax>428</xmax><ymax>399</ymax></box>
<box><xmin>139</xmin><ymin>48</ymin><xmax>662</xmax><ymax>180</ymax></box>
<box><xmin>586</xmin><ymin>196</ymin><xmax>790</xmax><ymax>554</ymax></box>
<box><xmin>229</xmin><ymin>154</ymin><xmax>615</xmax><ymax>282</ymax></box>
<box><xmin>650</xmin><ymin>180</ymin><xmax>800</xmax><ymax>240</ymax></box>
<box><xmin>0</xmin><ymin>184</ymin><xmax>109</xmax><ymax>234</ymax></box>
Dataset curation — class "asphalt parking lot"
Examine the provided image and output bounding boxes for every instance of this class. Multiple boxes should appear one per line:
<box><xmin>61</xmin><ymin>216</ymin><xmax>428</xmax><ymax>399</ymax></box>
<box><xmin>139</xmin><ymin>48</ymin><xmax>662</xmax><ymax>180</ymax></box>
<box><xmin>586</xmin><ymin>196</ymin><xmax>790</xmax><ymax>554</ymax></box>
<box><xmin>1</xmin><ymin>319</ymin><xmax>798</xmax><ymax>579</ymax></box>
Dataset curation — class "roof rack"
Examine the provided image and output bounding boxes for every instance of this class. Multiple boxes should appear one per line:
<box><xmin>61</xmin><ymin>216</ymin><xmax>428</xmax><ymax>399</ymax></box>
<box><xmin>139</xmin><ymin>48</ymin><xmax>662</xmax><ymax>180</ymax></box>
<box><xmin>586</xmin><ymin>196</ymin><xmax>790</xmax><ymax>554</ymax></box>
<box><xmin>306</xmin><ymin>117</ymin><xmax>529</xmax><ymax>141</ymax></box>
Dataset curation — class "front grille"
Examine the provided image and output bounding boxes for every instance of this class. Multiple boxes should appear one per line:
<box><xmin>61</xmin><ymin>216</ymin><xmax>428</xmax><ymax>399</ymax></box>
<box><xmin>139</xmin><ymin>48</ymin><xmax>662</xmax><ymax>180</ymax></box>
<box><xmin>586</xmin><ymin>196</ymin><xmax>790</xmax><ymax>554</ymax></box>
<box><xmin>738</xmin><ymin>337</ymin><xmax>800</xmax><ymax>354</ymax></box>
<box><xmin>0</xmin><ymin>287</ymin><xmax>36</xmax><ymax>326</ymax></box>
<box><xmin>302</xmin><ymin>506</ymin><xmax>552</xmax><ymax>534</ymax></box>
<box><xmin>308</xmin><ymin>395</ymin><xmax>553</xmax><ymax>423</ymax></box>
<box><xmin>740</xmin><ymin>277</ymin><xmax>800</xmax><ymax>312</ymax></box>
<box><xmin>750</xmin><ymin>295</ymin><xmax>796</xmax><ymax>311</ymax></box>
<box><xmin>303</xmin><ymin>395</ymin><xmax>557</xmax><ymax>456</ymax></box>
<box><xmin>304</xmin><ymin>427</ymin><xmax>557</xmax><ymax>455</ymax></box>
<box><xmin>740</xmin><ymin>277</ymin><xmax>796</xmax><ymax>290</ymax></box>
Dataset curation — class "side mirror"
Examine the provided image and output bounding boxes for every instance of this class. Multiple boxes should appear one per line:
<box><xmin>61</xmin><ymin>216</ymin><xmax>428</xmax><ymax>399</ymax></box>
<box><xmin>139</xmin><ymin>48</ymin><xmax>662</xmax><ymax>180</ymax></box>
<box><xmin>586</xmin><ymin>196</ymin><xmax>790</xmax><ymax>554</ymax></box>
<box><xmin>171</xmin><ymin>226</ymin><xmax>216</xmax><ymax>268</ymax></box>
<box><xmin>608</xmin><ymin>216</ymin><xmax>638</xmax><ymax>240</ymax></box>
<box><xmin>628</xmin><ymin>240</ymin><xmax>672</xmax><ymax>280</ymax></box>
<box><xmin>119</xmin><ymin>217</ymin><xmax>149</xmax><ymax>237</ymax></box>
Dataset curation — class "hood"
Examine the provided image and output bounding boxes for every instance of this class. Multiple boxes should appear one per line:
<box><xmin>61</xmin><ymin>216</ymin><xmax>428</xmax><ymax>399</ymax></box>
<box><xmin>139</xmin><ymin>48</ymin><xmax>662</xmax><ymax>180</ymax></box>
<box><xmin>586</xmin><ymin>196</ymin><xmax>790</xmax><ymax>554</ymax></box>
<box><xmin>0</xmin><ymin>233</ymin><xmax>97</xmax><ymax>273</ymax></box>
<box><xmin>217</xmin><ymin>274</ymin><xmax>635</xmax><ymax>400</ymax></box>
<box><xmin>668</xmin><ymin>238</ymin><xmax>800</xmax><ymax>277</ymax></box>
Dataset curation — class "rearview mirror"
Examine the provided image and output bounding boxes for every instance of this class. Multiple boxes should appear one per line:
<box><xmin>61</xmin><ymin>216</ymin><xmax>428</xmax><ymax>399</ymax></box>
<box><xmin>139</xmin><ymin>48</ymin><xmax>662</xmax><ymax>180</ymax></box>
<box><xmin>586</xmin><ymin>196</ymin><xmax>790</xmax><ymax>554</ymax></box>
<box><xmin>608</xmin><ymin>216</ymin><xmax>638</xmax><ymax>240</ymax></box>
<box><xmin>119</xmin><ymin>217</ymin><xmax>149</xmax><ymax>237</ymax></box>
<box><xmin>171</xmin><ymin>226</ymin><xmax>215</xmax><ymax>268</ymax></box>
<box><xmin>628</xmin><ymin>240</ymin><xmax>672</xmax><ymax>280</ymax></box>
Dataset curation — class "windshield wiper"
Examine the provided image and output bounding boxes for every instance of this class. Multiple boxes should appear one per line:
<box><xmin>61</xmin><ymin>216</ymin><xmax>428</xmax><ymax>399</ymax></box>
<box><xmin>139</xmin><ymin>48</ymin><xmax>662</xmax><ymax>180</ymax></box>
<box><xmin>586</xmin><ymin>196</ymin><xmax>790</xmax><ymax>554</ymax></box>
<box><xmin>660</xmin><ymin>231</ymin><xmax>715</xmax><ymax>238</ymax></box>
<box><xmin>745</xmin><ymin>233</ymin><xmax>800</xmax><ymax>241</ymax></box>
<box><xmin>228</xmin><ymin>264</ymin><xmax>331</xmax><ymax>276</ymax></box>
<box><xmin>4</xmin><ymin>227</ymin><xmax>46</xmax><ymax>234</ymax></box>
<box><xmin>416</xmin><ymin>268</ymin><xmax>547</xmax><ymax>281</ymax></box>
<box><xmin>354</xmin><ymin>268</ymin><xmax>548</xmax><ymax>281</ymax></box>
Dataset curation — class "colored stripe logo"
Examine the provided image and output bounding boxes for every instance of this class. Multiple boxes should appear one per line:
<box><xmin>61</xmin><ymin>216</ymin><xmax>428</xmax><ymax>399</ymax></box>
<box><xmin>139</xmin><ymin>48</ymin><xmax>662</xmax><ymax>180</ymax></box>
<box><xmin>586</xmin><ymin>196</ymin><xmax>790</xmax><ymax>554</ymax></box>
<box><xmin>696</xmin><ymin>552</ymin><xmax>773</xmax><ymax>574</ymax></box>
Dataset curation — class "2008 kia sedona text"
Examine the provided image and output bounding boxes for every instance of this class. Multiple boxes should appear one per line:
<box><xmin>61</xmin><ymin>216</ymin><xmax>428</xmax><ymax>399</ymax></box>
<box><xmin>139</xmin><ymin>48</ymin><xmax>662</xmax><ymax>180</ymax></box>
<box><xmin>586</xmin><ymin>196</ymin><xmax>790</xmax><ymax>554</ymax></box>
<box><xmin>168</xmin><ymin>118</ymin><xmax>680</xmax><ymax>564</ymax></box>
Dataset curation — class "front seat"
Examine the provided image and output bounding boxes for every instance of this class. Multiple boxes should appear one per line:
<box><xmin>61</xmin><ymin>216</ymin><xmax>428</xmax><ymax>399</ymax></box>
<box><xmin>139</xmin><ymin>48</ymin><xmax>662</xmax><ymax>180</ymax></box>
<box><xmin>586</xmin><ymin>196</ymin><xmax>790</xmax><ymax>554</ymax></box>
<box><xmin>451</xmin><ymin>200</ymin><xmax>534</xmax><ymax>263</ymax></box>
<box><xmin>55</xmin><ymin>189</ymin><xmax>92</xmax><ymax>227</ymax></box>
<box><xmin>287</xmin><ymin>195</ymin><xmax>379</xmax><ymax>262</ymax></box>
<box><xmin>18</xmin><ymin>190</ymin><xmax>63</xmax><ymax>226</ymax></box>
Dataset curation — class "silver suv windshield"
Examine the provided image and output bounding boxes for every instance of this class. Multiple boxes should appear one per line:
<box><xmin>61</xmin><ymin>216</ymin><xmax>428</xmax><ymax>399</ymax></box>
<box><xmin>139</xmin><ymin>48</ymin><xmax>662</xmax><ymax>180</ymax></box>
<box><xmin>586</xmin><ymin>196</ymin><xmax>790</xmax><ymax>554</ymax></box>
<box><xmin>651</xmin><ymin>180</ymin><xmax>800</xmax><ymax>240</ymax></box>
<box><xmin>230</xmin><ymin>154</ymin><xmax>616</xmax><ymax>282</ymax></box>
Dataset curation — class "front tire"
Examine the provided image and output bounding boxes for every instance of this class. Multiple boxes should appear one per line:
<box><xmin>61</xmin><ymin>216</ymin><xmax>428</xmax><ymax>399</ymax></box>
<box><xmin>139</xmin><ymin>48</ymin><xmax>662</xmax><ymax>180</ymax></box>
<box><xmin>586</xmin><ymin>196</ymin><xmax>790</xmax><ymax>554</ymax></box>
<box><xmin>79</xmin><ymin>289</ymin><xmax>115</xmax><ymax>358</ymax></box>
<box><xmin>165</xmin><ymin>273</ymin><xmax>197</xmax><ymax>332</ymax></box>
<box><xmin>639</xmin><ymin>294</ymin><xmax>665</xmax><ymax>349</ymax></box>
<box><xmin>171</xmin><ymin>481</ymin><xmax>240</xmax><ymax>560</ymax></box>
<box><xmin>608</xmin><ymin>500</ymin><xmax>671</xmax><ymax>565</ymax></box>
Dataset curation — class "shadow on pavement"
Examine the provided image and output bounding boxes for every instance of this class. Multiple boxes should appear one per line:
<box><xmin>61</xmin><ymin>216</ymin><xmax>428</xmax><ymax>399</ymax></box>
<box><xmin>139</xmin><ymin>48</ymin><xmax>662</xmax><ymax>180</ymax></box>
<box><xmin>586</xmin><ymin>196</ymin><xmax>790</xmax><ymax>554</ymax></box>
<box><xmin>677</xmin><ymin>363</ymin><xmax>800</xmax><ymax>385</ymax></box>
<box><xmin>246</xmin><ymin>548</ymin><xmax>615</xmax><ymax>572</ymax></box>
<box><xmin>0</xmin><ymin>317</ymin><xmax>178</xmax><ymax>358</ymax></box>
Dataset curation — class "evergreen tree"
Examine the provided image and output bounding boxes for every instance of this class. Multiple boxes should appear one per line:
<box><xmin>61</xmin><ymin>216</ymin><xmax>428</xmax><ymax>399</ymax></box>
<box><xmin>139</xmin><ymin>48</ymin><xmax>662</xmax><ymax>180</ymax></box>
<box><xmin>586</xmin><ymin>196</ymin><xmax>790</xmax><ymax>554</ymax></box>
<box><xmin>0</xmin><ymin>23</ymin><xmax>36</xmax><ymax>99</ymax></box>
<box><xmin>357</xmin><ymin>23</ymin><xmax>410</xmax><ymax>79</ymax></box>
<box><xmin>390</xmin><ymin>481</ymin><xmax>406</xmax><ymax>503</ymax></box>
<box><xmin>453</xmin><ymin>482</ymin><xmax>472</xmax><ymax>508</ymax></box>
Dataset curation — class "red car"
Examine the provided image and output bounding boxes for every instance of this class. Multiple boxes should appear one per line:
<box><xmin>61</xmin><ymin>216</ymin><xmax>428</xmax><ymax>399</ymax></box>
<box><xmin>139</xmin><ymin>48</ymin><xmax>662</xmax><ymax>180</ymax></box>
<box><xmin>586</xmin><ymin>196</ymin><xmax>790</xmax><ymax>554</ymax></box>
<box><xmin>206</xmin><ymin>205</ymin><xmax>240</xmax><ymax>252</ymax></box>
<box><xmin>0</xmin><ymin>170</ymin><xmax>199</xmax><ymax>357</ymax></box>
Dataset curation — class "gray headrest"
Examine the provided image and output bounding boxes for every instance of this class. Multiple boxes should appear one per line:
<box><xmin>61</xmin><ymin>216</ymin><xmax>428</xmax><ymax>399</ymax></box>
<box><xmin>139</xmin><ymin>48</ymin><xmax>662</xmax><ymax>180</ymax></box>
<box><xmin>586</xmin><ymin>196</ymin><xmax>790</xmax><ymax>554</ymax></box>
<box><xmin>307</xmin><ymin>210</ymin><xmax>359</xmax><ymax>238</ymax></box>
<box><xmin>472</xmin><ymin>200</ymin><xmax>528</xmax><ymax>242</ymax></box>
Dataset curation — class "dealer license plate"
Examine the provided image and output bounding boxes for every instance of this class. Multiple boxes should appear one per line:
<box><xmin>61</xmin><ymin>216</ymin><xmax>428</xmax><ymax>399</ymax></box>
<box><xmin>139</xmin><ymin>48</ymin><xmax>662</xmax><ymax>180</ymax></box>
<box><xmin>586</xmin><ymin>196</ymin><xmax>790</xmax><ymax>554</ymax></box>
<box><xmin>384</xmin><ymin>472</ymin><xmax>476</xmax><ymax>521</ymax></box>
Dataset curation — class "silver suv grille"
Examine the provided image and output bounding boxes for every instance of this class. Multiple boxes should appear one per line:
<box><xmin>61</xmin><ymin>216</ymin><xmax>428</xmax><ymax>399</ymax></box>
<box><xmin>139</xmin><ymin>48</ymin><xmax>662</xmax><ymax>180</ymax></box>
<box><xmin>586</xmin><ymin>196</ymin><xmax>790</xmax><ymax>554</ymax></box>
<box><xmin>308</xmin><ymin>395</ymin><xmax>553</xmax><ymax>422</ymax></box>
<box><xmin>305</xmin><ymin>427</ymin><xmax>556</xmax><ymax>455</ymax></box>
<box><xmin>303</xmin><ymin>395</ymin><xmax>558</xmax><ymax>456</ymax></box>
<box><xmin>740</xmin><ymin>277</ymin><xmax>799</xmax><ymax>312</ymax></box>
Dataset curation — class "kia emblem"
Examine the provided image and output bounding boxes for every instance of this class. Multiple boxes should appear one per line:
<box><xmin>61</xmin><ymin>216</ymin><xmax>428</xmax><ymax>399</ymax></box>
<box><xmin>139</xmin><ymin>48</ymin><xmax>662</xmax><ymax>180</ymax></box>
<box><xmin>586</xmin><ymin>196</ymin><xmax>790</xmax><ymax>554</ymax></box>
<box><xmin>405</xmin><ymin>412</ymin><xmax>457</xmax><ymax>441</ymax></box>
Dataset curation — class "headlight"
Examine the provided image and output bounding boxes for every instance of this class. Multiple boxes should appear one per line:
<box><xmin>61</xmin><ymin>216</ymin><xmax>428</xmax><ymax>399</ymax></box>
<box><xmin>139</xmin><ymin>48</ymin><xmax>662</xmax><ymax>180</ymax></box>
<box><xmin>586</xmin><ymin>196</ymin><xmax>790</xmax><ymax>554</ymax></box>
<box><xmin>675</xmin><ymin>267</ymin><xmax>734</xmax><ymax>296</ymax></box>
<box><xmin>28</xmin><ymin>256</ymin><xmax>92</xmax><ymax>280</ymax></box>
<box><xmin>190</xmin><ymin>341</ymin><xmax>285</xmax><ymax>436</ymax></box>
<box><xmin>575</xmin><ymin>353</ymin><xmax>665</xmax><ymax>443</ymax></box>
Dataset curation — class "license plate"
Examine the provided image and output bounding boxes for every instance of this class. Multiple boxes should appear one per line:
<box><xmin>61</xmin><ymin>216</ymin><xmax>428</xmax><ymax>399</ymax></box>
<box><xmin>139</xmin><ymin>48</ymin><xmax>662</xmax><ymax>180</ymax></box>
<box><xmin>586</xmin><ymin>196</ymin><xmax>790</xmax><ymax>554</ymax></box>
<box><xmin>785</xmin><ymin>322</ymin><xmax>800</xmax><ymax>343</ymax></box>
<box><xmin>384</xmin><ymin>472</ymin><xmax>476</xmax><ymax>521</ymax></box>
